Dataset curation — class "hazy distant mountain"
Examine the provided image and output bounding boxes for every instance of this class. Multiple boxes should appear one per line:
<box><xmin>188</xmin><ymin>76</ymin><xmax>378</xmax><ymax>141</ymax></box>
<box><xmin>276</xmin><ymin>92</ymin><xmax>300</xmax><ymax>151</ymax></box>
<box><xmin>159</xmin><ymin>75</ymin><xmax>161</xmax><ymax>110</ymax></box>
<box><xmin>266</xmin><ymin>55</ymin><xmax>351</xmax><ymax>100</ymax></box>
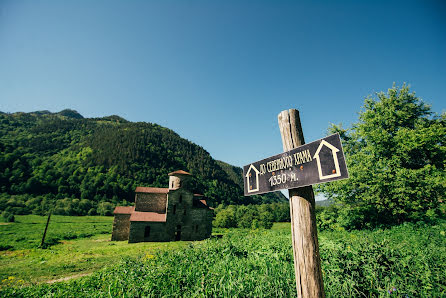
<box><xmin>316</xmin><ymin>198</ymin><xmax>334</xmax><ymax>207</ymax></box>
<box><xmin>0</xmin><ymin>110</ymin><xmax>285</xmax><ymax>215</ymax></box>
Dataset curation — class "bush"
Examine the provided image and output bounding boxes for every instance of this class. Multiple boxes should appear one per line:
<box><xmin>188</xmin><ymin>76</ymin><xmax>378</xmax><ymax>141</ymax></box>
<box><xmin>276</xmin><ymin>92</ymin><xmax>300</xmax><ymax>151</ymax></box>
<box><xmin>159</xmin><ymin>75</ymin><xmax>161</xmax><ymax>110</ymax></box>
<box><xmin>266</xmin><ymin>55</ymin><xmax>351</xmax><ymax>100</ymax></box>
<box><xmin>1</xmin><ymin>211</ymin><xmax>14</xmax><ymax>222</ymax></box>
<box><xmin>213</xmin><ymin>203</ymin><xmax>280</xmax><ymax>229</ymax></box>
<box><xmin>97</xmin><ymin>201</ymin><xmax>114</xmax><ymax>216</ymax></box>
<box><xmin>214</xmin><ymin>206</ymin><xmax>237</xmax><ymax>228</ymax></box>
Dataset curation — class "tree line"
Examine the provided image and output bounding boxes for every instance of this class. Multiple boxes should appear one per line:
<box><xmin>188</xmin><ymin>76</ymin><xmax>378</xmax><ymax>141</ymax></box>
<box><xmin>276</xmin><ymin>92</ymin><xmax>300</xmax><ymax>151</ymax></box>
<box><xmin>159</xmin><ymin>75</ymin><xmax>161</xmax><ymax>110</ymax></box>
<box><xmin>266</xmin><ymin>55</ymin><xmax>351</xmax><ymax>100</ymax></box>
<box><xmin>213</xmin><ymin>202</ymin><xmax>291</xmax><ymax>229</ymax></box>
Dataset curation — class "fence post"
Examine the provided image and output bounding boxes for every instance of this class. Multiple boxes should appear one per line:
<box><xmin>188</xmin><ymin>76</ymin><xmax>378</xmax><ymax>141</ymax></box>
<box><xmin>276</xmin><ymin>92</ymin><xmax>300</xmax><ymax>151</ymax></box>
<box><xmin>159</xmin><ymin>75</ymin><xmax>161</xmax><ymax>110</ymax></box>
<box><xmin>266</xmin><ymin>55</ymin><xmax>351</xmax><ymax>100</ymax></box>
<box><xmin>40</xmin><ymin>211</ymin><xmax>52</xmax><ymax>248</ymax></box>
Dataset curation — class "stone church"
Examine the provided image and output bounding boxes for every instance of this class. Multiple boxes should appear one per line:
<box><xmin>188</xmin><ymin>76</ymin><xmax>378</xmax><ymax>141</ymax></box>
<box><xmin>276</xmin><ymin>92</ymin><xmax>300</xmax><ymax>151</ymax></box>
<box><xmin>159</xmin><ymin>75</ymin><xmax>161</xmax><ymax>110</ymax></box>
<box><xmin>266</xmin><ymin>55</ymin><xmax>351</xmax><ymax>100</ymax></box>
<box><xmin>111</xmin><ymin>170</ymin><xmax>213</xmax><ymax>242</ymax></box>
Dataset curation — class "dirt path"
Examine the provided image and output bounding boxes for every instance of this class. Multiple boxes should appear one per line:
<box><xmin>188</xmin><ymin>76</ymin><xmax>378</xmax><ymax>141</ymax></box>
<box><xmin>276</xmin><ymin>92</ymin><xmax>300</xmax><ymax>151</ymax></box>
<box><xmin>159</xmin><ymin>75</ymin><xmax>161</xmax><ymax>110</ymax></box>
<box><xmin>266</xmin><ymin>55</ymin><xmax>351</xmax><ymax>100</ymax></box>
<box><xmin>46</xmin><ymin>272</ymin><xmax>92</xmax><ymax>284</ymax></box>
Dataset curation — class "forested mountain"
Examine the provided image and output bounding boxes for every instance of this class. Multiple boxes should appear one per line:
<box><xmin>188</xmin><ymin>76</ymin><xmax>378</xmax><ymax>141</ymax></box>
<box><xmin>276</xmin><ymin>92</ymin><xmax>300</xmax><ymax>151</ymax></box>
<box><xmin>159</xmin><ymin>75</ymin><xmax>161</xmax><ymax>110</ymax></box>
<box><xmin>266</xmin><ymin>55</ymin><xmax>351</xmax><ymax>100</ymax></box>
<box><xmin>0</xmin><ymin>110</ymin><xmax>285</xmax><ymax>216</ymax></box>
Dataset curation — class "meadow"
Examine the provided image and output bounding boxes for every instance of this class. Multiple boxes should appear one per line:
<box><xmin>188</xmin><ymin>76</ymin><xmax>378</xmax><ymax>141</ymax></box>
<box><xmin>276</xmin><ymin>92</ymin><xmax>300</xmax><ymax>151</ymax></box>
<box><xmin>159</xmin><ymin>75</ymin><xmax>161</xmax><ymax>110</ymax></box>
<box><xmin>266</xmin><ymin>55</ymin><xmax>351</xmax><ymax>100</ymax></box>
<box><xmin>0</xmin><ymin>215</ymin><xmax>112</xmax><ymax>250</ymax></box>
<box><xmin>0</xmin><ymin>216</ymin><xmax>445</xmax><ymax>297</ymax></box>
<box><xmin>0</xmin><ymin>215</ymin><xmax>188</xmax><ymax>284</ymax></box>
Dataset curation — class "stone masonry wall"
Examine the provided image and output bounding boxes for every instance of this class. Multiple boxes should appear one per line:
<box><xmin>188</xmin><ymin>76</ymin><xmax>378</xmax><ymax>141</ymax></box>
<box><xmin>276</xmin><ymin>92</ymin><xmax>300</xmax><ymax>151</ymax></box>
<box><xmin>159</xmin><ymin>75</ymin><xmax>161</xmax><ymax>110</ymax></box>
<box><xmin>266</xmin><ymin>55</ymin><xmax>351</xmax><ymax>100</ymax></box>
<box><xmin>165</xmin><ymin>189</ymin><xmax>212</xmax><ymax>241</ymax></box>
<box><xmin>111</xmin><ymin>214</ymin><xmax>131</xmax><ymax>241</ymax></box>
<box><xmin>188</xmin><ymin>208</ymin><xmax>213</xmax><ymax>240</ymax></box>
<box><xmin>135</xmin><ymin>193</ymin><xmax>167</xmax><ymax>213</ymax></box>
<box><xmin>128</xmin><ymin>222</ymin><xmax>169</xmax><ymax>243</ymax></box>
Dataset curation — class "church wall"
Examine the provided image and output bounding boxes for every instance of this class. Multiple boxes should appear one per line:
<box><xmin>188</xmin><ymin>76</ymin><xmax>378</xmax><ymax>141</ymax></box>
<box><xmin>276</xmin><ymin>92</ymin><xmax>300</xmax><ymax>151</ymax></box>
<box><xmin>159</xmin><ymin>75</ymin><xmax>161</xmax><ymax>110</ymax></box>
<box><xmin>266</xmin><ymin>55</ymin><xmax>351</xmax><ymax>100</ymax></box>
<box><xmin>135</xmin><ymin>193</ymin><xmax>167</xmax><ymax>213</ymax></box>
<box><xmin>165</xmin><ymin>189</ymin><xmax>194</xmax><ymax>241</ymax></box>
<box><xmin>164</xmin><ymin>189</ymin><xmax>213</xmax><ymax>241</ymax></box>
<box><xmin>111</xmin><ymin>214</ymin><xmax>131</xmax><ymax>241</ymax></box>
<box><xmin>128</xmin><ymin>222</ymin><xmax>169</xmax><ymax>243</ymax></box>
<box><xmin>188</xmin><ymin>208</ymin><xmax>213</xmax><ymax>240</ymax></box>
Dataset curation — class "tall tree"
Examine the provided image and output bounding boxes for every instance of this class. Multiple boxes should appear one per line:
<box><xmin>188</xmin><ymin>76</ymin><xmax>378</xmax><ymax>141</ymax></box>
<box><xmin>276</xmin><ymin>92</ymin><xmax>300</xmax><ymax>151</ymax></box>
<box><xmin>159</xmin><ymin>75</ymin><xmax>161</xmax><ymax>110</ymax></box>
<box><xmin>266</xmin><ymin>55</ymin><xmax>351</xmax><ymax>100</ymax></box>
<box><xmin>318</xmin><ymin>84</ymin><xmax>445</xmax><ymax>227</ymax></box>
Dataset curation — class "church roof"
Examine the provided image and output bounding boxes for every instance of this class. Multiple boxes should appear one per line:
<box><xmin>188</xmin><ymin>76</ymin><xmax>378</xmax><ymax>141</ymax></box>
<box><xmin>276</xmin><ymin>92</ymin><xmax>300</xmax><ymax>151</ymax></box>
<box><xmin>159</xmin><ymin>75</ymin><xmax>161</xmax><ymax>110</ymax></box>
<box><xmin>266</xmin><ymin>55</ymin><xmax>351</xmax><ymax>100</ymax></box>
<box><xmin>192</xmin><ymin>197</ymin><xmax>209</xmax><ymax>208</ymax></box>
<box><xmin>130</xmin><ymin>211</ymin><xmax>167</xmax><ymax>222</ymax></box>
<box><xmin>168</xmin><ymin>170</ymin><xmax>191</xmax><ymax>176</ymax></box>
<box><xmin>135</xmin><ymin>187</ymin><xmax>169</xmax><ymax>194</ymax></box>
<box><xmin>113</xmin><ymin>206</ymin><xmax>135</xmax><ymax>214</ymax></box>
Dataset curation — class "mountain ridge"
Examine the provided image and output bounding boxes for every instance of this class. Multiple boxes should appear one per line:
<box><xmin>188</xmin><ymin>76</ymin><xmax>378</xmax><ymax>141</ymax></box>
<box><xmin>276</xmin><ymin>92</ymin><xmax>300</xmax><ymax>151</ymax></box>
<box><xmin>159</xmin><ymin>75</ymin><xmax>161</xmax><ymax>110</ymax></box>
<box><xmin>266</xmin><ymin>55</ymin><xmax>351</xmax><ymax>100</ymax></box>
<box><xmin>0</xmin><ymin>109</ymin><xmax>285</xmax><ymax>216</ymax></box>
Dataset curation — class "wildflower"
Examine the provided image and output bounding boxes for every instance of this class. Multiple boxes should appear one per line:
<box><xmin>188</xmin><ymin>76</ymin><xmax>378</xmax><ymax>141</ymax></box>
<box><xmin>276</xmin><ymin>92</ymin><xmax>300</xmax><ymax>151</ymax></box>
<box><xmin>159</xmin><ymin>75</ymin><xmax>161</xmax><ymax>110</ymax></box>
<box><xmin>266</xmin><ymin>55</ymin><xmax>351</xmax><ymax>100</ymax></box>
<box><xmin>144</xmin><ymin>253</ymin><xmax>155</xmax><ymax>261</ymax></box>
<box><xmin>387</xmin><ymin>287</ymin><xmax>397</xmax><ymax>294</ymax></box>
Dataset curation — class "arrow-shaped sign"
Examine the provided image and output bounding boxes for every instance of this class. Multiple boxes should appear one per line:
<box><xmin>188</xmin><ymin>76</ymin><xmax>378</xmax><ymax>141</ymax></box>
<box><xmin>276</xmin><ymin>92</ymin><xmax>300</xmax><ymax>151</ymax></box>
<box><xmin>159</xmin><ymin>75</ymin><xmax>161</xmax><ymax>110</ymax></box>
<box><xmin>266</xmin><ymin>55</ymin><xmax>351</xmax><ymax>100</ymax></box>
<box><xmin>243</xmin><ymin>133</ymin><xmax>349</xmax><ymax>196</ymax></box>
<box><xmin>245</xmin><ymin>164</ymin><xmax>260</xmax><ymax>193</ymax></box>
<box><xmin>314</xmin><ymin>140</ymin><xmax>341</xmax><ymax>180</ymax></box>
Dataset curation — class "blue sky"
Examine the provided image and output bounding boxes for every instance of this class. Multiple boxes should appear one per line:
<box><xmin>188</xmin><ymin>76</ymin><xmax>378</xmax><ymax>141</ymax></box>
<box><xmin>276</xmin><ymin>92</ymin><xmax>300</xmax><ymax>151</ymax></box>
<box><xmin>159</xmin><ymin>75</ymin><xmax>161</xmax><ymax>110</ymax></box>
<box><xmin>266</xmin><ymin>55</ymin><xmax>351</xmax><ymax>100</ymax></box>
<box><xmin>1</xmin><ymin>0</ymin><xmax>445</xmax><ymax>171</ymax></box>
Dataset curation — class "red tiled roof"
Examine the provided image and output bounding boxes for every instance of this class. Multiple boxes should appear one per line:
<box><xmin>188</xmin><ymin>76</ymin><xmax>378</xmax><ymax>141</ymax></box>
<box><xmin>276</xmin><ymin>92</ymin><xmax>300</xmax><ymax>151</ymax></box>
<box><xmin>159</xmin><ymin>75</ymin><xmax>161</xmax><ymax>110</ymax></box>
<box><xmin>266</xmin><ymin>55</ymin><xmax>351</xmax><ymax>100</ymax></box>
<box><xmin>199</xmin><ymin>199</ymin><xmax>207</xmax><ymax>206</ymax></box>
<box><xmin>113</xmin><ymin>206</ymin><xmax>135</xmax><ymax>214</ymax></box>
<box><xmin>130</xmin><ymin>211</ymin><xmax>166</xmax><ymax>222</ymax></box>
<box><xmin>135</xmin><ymin>187</ymin><xmax>169</xmax><ymax>194</ymax></box>
<box><xmin>168</xmin><ymin>170</ymin><xmax>191</xmax><ymax>176</ymax></box>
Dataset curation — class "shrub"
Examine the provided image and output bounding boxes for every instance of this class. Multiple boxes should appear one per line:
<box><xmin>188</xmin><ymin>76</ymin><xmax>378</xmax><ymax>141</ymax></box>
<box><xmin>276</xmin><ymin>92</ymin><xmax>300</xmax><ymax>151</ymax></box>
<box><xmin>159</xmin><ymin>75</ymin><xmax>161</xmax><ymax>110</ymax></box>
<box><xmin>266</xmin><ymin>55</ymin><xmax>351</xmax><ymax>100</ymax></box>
<box><xmin>213</xmin><ymin>204</ymin><xmax>279</xmax><ymax>229</ymax></box>
<box><xmin>1</xmin><ymin>211</ymin><xmax>14</xmax><ymax>222</ymax></box>
<box><xmin>97</xmin><ymin>201</ymin><xmax>114</xmax><ymax>216</ymax></box>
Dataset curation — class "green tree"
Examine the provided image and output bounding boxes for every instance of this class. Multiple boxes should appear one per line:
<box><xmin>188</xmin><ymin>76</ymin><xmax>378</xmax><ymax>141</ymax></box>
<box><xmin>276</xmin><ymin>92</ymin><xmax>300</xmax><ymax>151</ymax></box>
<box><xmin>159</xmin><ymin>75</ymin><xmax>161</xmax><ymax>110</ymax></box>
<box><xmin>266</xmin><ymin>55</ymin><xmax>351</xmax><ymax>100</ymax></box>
<box><xmin>97</xmin><ymin>201</ymin><xmax>114</xmax><ymax>216</ymax></box>
<box><xmin>213</xmin><ymin>205</ymin><xmax>237</xmax><ymax>228</ymax></box>
<box><xmin>318</xmin><ymin>84</ymin><xmax>445</xmax><ymax>228</ymax></box>
<box><xmin>258</xmin><ymin>211</ymin><xmax>274</xmax><ymax>229</ymax></box>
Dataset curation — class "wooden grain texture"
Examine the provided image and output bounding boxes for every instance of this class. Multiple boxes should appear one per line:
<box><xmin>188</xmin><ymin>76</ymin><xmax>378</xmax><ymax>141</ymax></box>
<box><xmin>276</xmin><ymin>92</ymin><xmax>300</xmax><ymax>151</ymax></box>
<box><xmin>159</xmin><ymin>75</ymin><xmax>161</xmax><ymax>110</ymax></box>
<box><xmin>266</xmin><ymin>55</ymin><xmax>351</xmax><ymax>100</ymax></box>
<box><xmin>278</xmin><ymin>109</ymin><xmax>325</xmax><ymax>298</ymax></box>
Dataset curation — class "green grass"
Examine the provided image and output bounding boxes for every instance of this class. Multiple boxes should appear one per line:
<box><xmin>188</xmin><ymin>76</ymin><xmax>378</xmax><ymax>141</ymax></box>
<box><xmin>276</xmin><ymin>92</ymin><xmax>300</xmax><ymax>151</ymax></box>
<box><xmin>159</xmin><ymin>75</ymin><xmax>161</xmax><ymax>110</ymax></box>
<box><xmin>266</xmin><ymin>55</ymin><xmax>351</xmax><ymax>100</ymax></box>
<box><xmin>0</xmin><ymin>215</ymin><xmax>190</xmax><ymax>284</ymax></box>
<box><xmin>1</xmin><ymin>217</ymin><xmax>445</xmax><ymax>297</ymax></box>
<box><xmin>0</xmin><ymin>215</ymin><xmax>113</xmax><ymax>250</ymax></box>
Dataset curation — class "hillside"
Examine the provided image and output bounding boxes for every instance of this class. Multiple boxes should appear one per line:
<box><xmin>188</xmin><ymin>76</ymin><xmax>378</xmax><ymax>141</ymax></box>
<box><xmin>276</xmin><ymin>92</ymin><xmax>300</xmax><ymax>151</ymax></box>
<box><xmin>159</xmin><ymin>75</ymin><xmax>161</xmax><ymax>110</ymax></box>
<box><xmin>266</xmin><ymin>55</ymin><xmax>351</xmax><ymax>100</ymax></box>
<box><xmin>0</xmin><ymin>110</ymin><xmax>285</xmax><ymax>216</ymax></box>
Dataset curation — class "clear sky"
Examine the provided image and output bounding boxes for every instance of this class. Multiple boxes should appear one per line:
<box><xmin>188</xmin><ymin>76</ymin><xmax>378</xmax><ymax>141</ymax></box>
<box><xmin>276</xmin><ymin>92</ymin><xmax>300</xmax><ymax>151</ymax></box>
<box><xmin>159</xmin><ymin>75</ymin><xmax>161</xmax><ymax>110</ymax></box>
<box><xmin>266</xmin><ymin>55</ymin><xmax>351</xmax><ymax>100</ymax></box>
<box><xmin>1</xmin><ymin>0</ymin><xmax>445</xmax><ymax>169</ymax></box>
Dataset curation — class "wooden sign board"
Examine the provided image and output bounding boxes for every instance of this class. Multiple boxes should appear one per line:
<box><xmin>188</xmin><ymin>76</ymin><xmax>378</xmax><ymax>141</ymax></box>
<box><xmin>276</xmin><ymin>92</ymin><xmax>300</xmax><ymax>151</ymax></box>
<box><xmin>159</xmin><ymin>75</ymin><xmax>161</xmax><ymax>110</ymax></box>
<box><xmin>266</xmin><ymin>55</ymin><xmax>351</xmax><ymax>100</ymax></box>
<box><xmin>243</xmin><ymin>133</ymin><xmax>348</xmax><ymax>196</ymax></box>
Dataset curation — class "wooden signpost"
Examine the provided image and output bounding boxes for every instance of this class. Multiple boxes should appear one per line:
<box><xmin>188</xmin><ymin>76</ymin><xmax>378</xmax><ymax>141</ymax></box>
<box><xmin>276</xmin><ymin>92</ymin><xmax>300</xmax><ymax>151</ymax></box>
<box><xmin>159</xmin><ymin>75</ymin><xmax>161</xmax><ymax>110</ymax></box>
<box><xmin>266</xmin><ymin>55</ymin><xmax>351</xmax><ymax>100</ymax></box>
<box><xmin>243</xmin><ymin>133</ymin><xmax>348</xmax><ymax>196</ymax></box>
<box><xmin>243</xmin><ymin>109</ymin><xmax>349</xmax><ymax>297</ymax></box>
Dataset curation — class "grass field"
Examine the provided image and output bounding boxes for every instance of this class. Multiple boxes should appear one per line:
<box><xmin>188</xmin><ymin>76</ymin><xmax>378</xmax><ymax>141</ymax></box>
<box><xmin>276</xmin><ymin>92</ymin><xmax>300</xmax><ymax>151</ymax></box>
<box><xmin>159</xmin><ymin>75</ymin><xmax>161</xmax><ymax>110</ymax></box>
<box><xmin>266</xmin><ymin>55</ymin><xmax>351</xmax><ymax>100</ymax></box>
<box><xmin>0</xmin><ymin>215</ymin><xmax>189</xmax><ymax>284</ymax></box>
<box><xmin>1</xmin><ymin>216</ymin><xmax>445</xmax><ymax>297</ymax></box>
<box><xmin>0</xmin><ymin>215</ymin><xmax>112</xmax><ymax>250</ymax></box>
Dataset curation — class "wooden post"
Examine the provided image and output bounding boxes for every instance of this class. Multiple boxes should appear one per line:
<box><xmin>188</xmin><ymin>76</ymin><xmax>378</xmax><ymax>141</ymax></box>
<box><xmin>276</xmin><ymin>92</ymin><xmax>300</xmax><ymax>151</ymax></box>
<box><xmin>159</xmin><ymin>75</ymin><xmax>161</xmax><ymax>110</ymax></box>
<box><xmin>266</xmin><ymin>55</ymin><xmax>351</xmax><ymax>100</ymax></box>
<box><xmin>40</xmin><ymin>211</ymin><xmax>52</xmax><ymax>248</ymax></box>
<box><xmin>278</xmin><ymin>109</ymin><xmax>325</xmax><ymax>298</ymax></box>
